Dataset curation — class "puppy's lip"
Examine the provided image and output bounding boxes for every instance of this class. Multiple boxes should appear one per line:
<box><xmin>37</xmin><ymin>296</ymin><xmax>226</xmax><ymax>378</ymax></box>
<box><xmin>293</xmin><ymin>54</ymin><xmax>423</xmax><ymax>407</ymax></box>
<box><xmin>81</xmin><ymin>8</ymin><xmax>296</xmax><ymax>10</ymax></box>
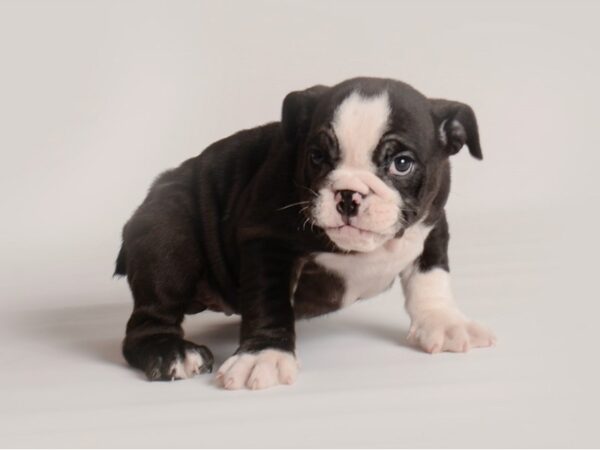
<box><xmin>324</xmin><ymin>224</ymin><xmax>385</xmax><ymax>237</ymax></box>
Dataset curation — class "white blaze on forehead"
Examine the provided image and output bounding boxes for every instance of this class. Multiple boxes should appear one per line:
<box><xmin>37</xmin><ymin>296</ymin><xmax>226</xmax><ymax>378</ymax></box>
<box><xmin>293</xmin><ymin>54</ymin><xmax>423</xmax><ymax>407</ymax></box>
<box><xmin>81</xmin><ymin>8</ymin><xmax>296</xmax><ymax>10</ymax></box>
<box><xmin>332</xmin><ymin>90</ymin><xmax>391</xmax><ymax>170</ymax></box>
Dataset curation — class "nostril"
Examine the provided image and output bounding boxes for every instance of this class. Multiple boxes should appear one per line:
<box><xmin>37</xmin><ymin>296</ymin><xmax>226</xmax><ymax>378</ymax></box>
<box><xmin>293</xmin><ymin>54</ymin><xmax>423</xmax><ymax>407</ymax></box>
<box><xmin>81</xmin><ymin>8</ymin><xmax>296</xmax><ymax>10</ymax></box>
<box><xmin>348</xmin><ymin>202</ymin><xmax>358</xmax><ymax>215</ymax></box>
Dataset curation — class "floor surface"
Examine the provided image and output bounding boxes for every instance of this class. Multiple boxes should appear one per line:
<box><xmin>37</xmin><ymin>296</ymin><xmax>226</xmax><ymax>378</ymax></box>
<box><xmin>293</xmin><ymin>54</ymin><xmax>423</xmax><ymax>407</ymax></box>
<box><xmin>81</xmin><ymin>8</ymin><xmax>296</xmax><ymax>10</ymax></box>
<box><xmin>2</xmin><ymin>209</ymin><xmax>599</xmax><ymax>447</ymax></box>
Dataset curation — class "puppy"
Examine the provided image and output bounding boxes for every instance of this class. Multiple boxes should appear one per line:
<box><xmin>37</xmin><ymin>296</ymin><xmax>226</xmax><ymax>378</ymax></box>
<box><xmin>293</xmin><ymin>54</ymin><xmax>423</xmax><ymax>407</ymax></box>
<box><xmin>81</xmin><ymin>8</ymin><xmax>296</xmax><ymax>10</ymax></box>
<box><xmin>115</xmin><ymin>77</ymin><xmax>495</xmax><ymax>390</ymax></box>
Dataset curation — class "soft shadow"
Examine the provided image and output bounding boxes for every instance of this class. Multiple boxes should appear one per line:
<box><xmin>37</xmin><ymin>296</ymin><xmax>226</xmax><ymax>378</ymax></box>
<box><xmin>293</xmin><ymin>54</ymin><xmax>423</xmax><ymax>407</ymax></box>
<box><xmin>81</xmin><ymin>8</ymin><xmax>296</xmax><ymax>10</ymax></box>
<box><xmin>17</xmin><ymin>301</ymin><xmax>242</xmax><ymax>370</ymax></box>
<box><xmin>295</xmin><ymin>310</ymin><xmax>418</xmax><ymax>352</ymax></box>
<box><xmin>185</xmin><ymin>316</ymin><xmax>240</xmax><ymax>362</ymax></box>
<box><xmin>18</xmin><ymin>299</ymin><xmax>418</xmax><ymax>376</ymax></box>
<box><xmin>344</xmin><ymin>318</ymin><xmax>415</xmax><ymax>350</ymax></box>
<box><xmin>16</xmin><ymin>302</ymin><xmax>131</xmax><ymax>368</ymax></box>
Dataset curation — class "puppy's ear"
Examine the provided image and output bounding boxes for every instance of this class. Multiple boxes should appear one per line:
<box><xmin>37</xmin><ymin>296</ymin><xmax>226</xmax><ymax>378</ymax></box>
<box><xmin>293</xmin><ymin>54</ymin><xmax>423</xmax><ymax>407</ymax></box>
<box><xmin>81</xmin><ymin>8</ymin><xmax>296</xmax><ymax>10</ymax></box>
<box><xmin>429</xmin><ymin>99</ymin><xmax>482</xmax><ymax>160</ymax></box>
<box><xmin>282</xmin><ymin>85</ymin><xmax>330</xmax><ymax>143</ymax></box>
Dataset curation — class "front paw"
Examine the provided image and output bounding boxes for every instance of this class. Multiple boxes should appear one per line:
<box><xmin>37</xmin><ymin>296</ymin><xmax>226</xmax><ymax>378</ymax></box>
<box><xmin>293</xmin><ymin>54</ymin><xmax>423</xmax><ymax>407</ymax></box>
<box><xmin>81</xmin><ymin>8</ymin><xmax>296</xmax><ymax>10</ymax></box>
<box><xmin>124</xmin><ymin>336</ymin><xmax>214</xmax><ymax>381</ymax></box>
<box><xmin>216</xmin><ymin>349</ymin><xmax>299</xmax><ymax>390</ymax></box>
<box><xmin>408</xmin><ymin>309</ymin><xmax>496</xmax><ymax>353</ymax></box>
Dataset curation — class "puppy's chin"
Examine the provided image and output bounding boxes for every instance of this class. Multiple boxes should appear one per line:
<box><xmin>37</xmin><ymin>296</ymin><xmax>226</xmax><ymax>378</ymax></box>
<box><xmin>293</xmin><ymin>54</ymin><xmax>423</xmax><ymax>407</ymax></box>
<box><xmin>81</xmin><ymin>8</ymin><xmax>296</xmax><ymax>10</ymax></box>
<box><xmin>324</xmin><ymin>225</ymin><xmax>391</xmax><ymax>253</ymax></box>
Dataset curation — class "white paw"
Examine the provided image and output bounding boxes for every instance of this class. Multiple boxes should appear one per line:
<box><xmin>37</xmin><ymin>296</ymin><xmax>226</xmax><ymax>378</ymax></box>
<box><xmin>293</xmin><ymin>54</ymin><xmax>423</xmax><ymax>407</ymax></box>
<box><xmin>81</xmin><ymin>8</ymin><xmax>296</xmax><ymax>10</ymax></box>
<box><xmin>168</xmin><ymin>349</ymin><xmax>208</xmax><ymax>380</ymax></box>
<box><xmin>216</xmin><ymin>349</ymin><xmax>299</xmax><ymax>390</ymax></box>
<box><xmin>408</xmin><ymin>309</ymin><xmax>496</xmax><ymax>353</ymax></box>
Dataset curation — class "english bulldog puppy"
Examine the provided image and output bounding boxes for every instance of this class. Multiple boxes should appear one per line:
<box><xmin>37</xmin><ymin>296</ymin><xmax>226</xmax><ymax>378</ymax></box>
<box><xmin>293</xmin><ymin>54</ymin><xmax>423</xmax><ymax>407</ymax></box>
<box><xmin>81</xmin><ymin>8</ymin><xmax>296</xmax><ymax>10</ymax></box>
<box><xmin>115</xmin><ymin>77</ymin><xmax>495</xmax><ymax>389</ymax></box>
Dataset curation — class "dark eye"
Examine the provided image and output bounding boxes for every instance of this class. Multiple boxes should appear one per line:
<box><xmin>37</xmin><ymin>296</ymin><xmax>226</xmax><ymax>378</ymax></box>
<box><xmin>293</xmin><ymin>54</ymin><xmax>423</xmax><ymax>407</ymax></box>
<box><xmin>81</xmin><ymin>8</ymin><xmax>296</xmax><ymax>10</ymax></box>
<box><xmin>309</xmin><ymin>148</ymin><xmax>326</xmax><ymax>166</ymax></box>
<box><xmin>390</xmin><ymin>154</ymin><xmax>415</xmax><ymax>176</ymax></box>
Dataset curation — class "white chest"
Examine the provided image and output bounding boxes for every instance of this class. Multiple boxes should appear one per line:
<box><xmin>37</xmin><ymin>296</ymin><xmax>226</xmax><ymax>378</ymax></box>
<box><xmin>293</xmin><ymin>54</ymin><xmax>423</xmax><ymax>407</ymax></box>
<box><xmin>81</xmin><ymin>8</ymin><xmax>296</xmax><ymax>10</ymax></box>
<box><xmin>314</xmin><ymin>223</ymin><xmax>432</xmax><ymax>306</ymax></box>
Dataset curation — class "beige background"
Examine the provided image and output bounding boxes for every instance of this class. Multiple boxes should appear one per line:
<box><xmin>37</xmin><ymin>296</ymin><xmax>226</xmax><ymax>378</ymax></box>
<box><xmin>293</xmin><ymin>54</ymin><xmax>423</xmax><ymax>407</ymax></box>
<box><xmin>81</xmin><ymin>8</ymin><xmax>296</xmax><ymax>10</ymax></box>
<box><xmin>0</xmin><ymin>0</ymin><xmax>599</xmax><ymax>447</ymax></box>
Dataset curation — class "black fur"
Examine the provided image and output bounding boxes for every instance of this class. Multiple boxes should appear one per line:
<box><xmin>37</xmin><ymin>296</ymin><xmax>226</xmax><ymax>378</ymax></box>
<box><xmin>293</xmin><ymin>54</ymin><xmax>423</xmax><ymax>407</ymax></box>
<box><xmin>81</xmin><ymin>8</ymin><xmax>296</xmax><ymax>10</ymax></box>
<box><xmin>115</xmin><ymin>77</ymin><xmax>481</xmax><ymax>380</ymax></box>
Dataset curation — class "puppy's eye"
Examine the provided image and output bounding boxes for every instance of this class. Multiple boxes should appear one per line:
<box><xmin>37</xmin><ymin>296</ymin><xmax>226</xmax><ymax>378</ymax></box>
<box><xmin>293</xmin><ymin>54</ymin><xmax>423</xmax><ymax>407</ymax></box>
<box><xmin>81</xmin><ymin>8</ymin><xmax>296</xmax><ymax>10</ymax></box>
<box><xmin>390</xmin><ymin>154</ymin><xmax>415</xmax><ymax>176</ymax></box>
<box><xmin>309</xmin><ymin>148</ymin><xmax>326</xmax><ymax>166</ymax></box>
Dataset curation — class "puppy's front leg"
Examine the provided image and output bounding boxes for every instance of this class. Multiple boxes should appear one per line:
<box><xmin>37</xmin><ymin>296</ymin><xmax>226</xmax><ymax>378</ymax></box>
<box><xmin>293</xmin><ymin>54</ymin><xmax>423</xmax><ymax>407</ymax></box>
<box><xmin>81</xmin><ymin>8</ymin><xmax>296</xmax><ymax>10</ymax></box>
<box><xmin>400</xmin><ymin>219</ymin><xmax>495</xmax><ymax>353</ymax></box>
<box><xmin>217</xmin><ymin>240</ymin><xmax>299</xmax><ymax>390</ymax></box>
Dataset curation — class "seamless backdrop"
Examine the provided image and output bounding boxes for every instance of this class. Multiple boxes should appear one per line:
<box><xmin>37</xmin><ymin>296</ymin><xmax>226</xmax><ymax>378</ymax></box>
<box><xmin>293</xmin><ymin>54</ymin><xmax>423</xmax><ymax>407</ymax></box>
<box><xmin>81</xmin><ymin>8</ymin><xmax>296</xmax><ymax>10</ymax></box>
<box><xmin>0</xmin><ymin>0</ymin><xmax>599</xmax><ymax>447</ymax></box>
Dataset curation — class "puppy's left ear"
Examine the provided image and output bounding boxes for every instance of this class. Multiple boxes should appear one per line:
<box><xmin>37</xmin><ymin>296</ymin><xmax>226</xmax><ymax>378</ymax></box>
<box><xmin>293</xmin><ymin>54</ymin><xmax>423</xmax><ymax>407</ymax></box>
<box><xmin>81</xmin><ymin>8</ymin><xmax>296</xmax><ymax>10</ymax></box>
<box><xmin>429</xmin><ymin>99</ymin><xmax>482</xmax><ymax>160</ymax></box>
<box><xmin>282</xmin><ymin>85</ymin><xmax>330</xmax><ymax>144</ymax></box>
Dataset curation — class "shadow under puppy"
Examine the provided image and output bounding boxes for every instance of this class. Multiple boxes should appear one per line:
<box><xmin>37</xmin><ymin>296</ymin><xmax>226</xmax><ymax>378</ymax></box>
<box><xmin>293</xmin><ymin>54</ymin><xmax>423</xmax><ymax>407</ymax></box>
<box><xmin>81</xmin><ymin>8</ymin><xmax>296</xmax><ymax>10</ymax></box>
<box><xmin>115</xmin><ymin>77</ymin><xmax>495</xmax><ymax>390</ymax></box>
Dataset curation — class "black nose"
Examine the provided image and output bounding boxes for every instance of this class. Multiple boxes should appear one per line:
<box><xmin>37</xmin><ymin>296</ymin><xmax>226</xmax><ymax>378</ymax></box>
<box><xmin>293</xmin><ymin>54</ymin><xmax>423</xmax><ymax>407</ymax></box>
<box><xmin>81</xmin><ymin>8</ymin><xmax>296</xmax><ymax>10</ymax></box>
<box><xmin>336</xmin><ymin>190</ymin><xmax>360</xmax><ymax>217</ymax></box>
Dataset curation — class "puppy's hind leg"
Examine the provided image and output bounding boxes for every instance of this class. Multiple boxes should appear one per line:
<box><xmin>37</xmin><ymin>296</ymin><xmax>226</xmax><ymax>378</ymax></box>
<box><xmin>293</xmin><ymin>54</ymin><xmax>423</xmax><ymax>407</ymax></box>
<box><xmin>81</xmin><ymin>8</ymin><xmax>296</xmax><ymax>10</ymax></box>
<box><xmin>118</xmin><ymin>172</ymin><xmax>214</xmax><ymax>381</ymax></box>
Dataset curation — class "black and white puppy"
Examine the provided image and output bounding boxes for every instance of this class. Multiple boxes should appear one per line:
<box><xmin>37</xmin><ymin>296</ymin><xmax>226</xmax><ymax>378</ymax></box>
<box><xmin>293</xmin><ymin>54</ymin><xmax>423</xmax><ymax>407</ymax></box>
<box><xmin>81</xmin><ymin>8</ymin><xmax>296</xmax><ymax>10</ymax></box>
<box><xmin>115</xmin><ymin>77</ymin><xmax>495</xmax><ymax>390</ymax></box>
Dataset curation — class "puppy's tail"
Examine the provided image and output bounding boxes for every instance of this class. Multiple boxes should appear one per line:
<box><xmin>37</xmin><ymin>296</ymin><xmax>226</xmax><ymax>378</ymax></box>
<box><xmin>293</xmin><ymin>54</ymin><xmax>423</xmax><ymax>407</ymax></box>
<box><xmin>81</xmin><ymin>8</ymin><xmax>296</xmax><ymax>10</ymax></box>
<box><xmin>114</xmin><ymin>245</ymin><xmax>127</xmax><ymax>277</ymax></box>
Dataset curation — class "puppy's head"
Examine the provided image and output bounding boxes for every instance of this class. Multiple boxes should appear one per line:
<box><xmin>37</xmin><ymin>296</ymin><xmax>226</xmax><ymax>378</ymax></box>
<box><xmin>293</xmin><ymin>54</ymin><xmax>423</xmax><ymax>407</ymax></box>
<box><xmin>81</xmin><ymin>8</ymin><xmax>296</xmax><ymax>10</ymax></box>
<box><xmin>283</xmin><ymin>78</ymin><xmax>482</xmax><ymax>253</ymax></box>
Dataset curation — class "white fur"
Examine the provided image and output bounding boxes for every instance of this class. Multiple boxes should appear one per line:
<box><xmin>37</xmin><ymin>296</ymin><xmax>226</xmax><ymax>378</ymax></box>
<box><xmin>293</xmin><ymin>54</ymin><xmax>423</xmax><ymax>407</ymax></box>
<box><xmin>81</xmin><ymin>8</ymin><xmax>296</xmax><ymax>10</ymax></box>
<box><xmin>312</xmin><ymin>90</ymin><xmax>404</xmax><ymax>252</ymax></box>
<box><xmin>332</xmin><ymin>91</ymin><xmax>391</xmax><ymax>170</ymax></box>
<box><xmin>438</xmin><ymin>119</ymin><xmax>448</xmax><ymax>146</ymax></box>
<box><xmin>315</xmin><ymin>222</ymin><xmax>433</xmax><ymax>306</ymax></box>
<box><xmin>168</xmin><ymin>349</ymin><xmax>207</xmax><ymax>380</ymax></box>
<box><xmin>216</xmin><ymin>349</ymin><xmax>298</xmax><ymax>390</ymax></box>
<box><xmin>400</xmin><ymin>266</ymin><xmax>496</xmax><ymax>353</ymax></box>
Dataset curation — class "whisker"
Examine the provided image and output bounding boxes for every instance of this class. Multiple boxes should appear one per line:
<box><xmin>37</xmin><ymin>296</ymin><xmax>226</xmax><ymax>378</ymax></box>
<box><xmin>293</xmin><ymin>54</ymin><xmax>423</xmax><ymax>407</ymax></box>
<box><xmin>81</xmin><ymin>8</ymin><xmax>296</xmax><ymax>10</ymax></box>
<box><xmin>302</xmin><ymin>217</ymin><xmax>310</xmax><ymax>231</ymax></box>
<box><xmin>293</xmin><ymin>182</ymin><xmax>319</xmax><ymax>198</ymax></box>
<box><xmin>277</xmin><ymin>201</ymin><xmax>311</xmax><ymax>211</ymax></box>
<box><xmin>298</xmin><ymin>206</ymin><xmax>310</xmax><ymax>218</ymax></box>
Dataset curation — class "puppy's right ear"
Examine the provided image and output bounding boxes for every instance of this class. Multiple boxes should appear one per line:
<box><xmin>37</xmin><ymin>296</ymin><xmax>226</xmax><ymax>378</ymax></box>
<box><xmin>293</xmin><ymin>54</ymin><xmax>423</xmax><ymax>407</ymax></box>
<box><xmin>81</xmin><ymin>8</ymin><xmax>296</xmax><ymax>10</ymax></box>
<box><xmin>429</xmin><ymin>98</ymin><xmax>483</xmax><ymax>160</ymax></box>
<box><xmin>282</xmin><ymin>85</ymin><xmax>330</xmax><ymax>143</ymax></box>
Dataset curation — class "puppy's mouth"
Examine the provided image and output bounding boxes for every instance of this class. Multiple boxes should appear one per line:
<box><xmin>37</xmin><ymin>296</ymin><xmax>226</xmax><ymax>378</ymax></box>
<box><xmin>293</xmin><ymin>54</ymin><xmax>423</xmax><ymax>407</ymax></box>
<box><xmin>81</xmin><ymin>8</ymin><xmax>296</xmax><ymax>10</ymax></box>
<box><xmin>324</xmin><ymin>224</ymin><xmax>386</xmax><ymax>238</ymax></box>
<box><xmin>321</xmin><ymin>223</ymin><xmax>394</xmax><ymax>252</ymax></box>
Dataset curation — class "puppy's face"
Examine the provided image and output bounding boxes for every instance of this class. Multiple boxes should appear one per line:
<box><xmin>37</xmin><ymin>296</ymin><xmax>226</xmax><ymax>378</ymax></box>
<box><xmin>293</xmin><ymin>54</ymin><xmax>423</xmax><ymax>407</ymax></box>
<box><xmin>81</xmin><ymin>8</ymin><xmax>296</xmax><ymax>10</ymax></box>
<box><xmin>282</xmin><ymin>78</ymin><xmax>481</xmax><ymax>253</ymax></box>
